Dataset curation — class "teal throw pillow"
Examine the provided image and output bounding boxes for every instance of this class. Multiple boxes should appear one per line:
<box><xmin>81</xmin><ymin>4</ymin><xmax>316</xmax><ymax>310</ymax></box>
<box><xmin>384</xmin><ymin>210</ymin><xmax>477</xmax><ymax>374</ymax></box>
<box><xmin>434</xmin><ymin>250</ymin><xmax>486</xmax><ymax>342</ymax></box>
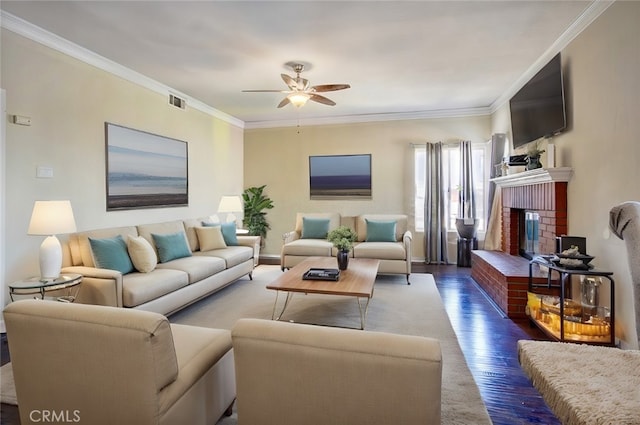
<box><xmin>301</xmin><ymin>217</ymin><xmax>330</xmax><ymax>239</ymax></box>
<box><xmin>365</xmin><ymin>219</ymin><xmax>397</xmax><ymax>242</ymax></box>
<box><xmin>202</xmin><ymin>221</ymin><xmax>238</xmax><ymax>246</ymax></box>
<box><xmin>89</xmin><ymin>235</ymin><xmax>134</xmax><ymax>274</ymax></box>
<box><xmin>152</xmin><ymin>232</ymin><xmax>192</xmax><ymax>263</ymax></box>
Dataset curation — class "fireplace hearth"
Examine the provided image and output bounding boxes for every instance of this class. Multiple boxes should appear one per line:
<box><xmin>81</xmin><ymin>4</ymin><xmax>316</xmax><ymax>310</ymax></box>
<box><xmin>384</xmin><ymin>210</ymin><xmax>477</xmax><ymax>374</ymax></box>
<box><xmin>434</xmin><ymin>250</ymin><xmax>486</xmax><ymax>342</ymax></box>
<box><xmin>471</xmin><ymin>167</ymin><xmax>573</xmax><ymax>318</ymax></box>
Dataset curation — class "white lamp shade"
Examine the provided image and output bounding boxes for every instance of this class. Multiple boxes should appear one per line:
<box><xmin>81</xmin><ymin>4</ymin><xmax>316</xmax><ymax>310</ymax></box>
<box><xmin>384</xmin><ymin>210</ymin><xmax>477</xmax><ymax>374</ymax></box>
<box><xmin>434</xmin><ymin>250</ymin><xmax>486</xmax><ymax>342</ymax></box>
<box><xmin>28</xmin><ymin>200</ymin><xmax>77</xmax><ymax>235</ymax></box>
<box><xmin>217</xmin><ymin>196</ymin><xmax>243</xmax><ymax>213</ymax></box>
<box><xmin>28</xmin><ymin>200</ymin><xmax>77</xmax><ymax>280</ymax></box>
<box><xmin>288</xmin><ymin>93</ymin><xmax>310</xmax><ymax>108</ymax></box>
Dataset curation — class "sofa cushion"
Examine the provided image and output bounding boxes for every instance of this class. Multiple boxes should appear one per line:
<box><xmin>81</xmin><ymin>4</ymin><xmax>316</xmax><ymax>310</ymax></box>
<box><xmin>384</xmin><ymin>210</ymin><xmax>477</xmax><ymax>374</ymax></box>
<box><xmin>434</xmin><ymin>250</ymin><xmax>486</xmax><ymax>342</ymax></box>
<box><xmin>152</xmin><ymin>232</ymin><xmax>193</xmax><ymax>263</ymax></box>
<box><xmin>356</xmin><ymin>214</ymin><xmax>408</xmax><ymax>242</ymax></box>
<box><xmin>295</xmin><ymin>213</ymin><xmax>341</xmax><ymax>236</ymax></box>
<box><xmin>282</xmin><ymin>239</ymin><xmax>334</xmax><ymax>257</ymax></box>
<box><xmin>89</xmin><ymin>235</ymin><xmax>134</xmax><ymax>274</ymax></box>
<box><xmin>156</xmin><ymin>256</ymin><xmax>226</xmax><ymax>284</ymax></box>
<box><xmin>365</xmin><ymin>219</ymin><xmax>397</xmax><ymax>242</ymax></box>
<box><xmin>202</xmin><ymin>221</ymin><xmax>238</xmax><ymax>246</ymax></box>
<box><xmin>73</xmin><ymin>226</ymin><xmax>139</xmax><ymax>268</ymax></box>
<box><xmin>126</xmin><ymin>235</ymin><xmax>157</xmax><ymax>273</ymax></box>
<box><xmin>195</xmin><ymin>226</ymin><xmax>227</xmax><ymax>251</ymax></box>
<box><xmin>353</xmin><ymin>241</ymin><xmax>407</xmax><ymax>260</ymax></box>
<box><xmin>122</xmin><ymin>269</ymin><xmax>189</xmax><ymax>307</ymax></box>
<box><xmin>195</xmin><ymin>246</ymin><xmax>253</xmax><ymax>268</ymax></box>
<box><xmin>301</xmin><ymin>217</ymin><xmax>330</xmax><ymax>239</ymax></box>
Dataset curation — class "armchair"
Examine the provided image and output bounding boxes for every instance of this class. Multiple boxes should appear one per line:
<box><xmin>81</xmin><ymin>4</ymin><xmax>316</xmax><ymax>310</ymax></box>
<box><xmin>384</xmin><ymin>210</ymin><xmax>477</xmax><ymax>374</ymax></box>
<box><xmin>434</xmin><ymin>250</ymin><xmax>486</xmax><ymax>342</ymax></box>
<box><xmin>3</xmin><ymin>300</ymin><xmax>236</xmax><ymax>425</ymax></box>
<box><xmin>231</xmin><ymin>318</ymin><xmax>442</xmax><ymax>425</ymax></box>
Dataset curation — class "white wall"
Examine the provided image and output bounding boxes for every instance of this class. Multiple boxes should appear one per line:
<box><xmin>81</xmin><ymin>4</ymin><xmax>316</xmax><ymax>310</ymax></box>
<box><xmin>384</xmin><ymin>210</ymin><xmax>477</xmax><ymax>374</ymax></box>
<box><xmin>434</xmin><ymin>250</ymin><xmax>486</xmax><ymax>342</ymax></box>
<box><xmin>491</xmin><ymin>1</ymin><xmax>640</xmax><ymax>349</ymax></box>
<box><xmin>244</xmin><ymin>116</ymin><xmax>491</xmax><ymax>260</ymax></box>
<box><xmin>1</xmin><ymin>29</ymin><xmax>245</xmax><ymax>297</ymax></box>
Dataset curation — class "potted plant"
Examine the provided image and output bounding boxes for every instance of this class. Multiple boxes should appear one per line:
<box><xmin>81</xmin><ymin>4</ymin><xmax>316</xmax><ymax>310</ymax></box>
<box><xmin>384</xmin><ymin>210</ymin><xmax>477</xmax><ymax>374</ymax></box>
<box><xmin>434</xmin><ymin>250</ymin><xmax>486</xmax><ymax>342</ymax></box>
<box><xmin>242</xmin><ymin>185</ymin><xmax>274</xmax><ymax>246</ymax></box>
<box><xmin>327</xmin><ymin>226</ymin><xmax>357</xmax><ymax>270</ymax></box>
<box><xmin>526</xmin><ymin>142</ymin><xmax>545</xmax><ymax>170</ymax></box>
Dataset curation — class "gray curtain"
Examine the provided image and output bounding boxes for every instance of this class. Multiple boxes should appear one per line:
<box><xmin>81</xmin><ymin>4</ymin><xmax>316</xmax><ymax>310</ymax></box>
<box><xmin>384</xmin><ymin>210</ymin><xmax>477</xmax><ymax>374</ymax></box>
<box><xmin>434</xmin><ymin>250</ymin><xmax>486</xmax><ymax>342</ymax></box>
<box><xmin>423</xmin><ymin>142</ymin><xmax>449</xmax><ymax>264</ymax></box>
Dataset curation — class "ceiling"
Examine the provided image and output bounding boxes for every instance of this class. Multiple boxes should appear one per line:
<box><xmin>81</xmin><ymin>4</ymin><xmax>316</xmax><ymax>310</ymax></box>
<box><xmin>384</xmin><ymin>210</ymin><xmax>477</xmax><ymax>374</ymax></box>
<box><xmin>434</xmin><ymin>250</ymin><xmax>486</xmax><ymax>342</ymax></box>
<box><xmin>1</xmin><ymin>1</ymin><xmax>607</xmax><ymax>128</ymax></box>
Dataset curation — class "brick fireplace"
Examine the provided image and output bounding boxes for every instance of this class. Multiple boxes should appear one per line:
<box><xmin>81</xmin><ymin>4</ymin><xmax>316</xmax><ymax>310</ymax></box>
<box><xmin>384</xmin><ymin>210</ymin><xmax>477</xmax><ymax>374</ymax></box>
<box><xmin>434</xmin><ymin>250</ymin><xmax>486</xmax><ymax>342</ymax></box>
<box><xmin>471</xmin><ymin>167</ymin><xmax>573</xmax><ymax>318</ymax></box>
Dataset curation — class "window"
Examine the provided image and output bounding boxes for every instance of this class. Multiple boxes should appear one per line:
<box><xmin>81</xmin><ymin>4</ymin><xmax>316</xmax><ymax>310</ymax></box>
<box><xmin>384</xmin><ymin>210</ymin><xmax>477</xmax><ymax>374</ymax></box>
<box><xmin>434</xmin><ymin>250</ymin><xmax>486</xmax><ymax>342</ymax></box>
<box><xmin>414</xmin><ymin>143</ymin><xmax>486</xmax><ymax>232</ymax></box>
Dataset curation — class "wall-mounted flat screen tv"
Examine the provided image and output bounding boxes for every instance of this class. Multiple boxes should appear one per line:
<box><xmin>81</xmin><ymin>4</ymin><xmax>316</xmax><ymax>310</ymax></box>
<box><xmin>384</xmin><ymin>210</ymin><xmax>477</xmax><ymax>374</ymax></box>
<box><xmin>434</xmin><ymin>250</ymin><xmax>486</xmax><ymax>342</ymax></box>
<box><xmin>309</xmin><ymin>154</ymin><xmax>372</xmax><ymax>199</ymax></box>
<box><xmin>509</xmin><ymin>53</ymin><xmax>567</xmax><ymax>149</ymax></box>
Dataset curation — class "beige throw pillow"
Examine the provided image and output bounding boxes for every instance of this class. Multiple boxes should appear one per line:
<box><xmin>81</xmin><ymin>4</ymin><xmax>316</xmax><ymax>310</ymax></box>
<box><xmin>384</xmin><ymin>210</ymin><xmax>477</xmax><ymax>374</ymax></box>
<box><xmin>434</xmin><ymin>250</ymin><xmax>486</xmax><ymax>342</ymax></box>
<box><xmin>126</xmin><ymin>235</ymin><xmax>157</xmax><ymax>273</ymax></box>
<box><xmin>196</xmin><ymin>226</ymin><xmax>227</xmax><ymax>251</ymax></box>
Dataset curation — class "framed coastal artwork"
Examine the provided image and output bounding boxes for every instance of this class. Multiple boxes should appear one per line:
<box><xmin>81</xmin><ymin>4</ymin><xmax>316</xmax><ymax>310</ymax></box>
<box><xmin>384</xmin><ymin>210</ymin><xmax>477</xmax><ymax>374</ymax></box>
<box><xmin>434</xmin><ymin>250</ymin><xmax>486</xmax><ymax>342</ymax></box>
<box><xmin>309</xmin><ymin>154</ymin><xmax>372</xmax><ymax>200</ymax></box>
<box><xmin>105</xmin><ymin>122</ymin><xmax>188</xmax><ymax>210</ymax></box>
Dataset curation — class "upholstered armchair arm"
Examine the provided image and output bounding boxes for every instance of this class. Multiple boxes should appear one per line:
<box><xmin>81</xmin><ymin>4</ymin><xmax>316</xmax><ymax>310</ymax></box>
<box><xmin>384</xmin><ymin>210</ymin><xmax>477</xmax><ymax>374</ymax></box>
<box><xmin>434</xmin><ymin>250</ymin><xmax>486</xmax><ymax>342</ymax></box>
<box><xmin>237</xmin><ymin>235</ymin><xmax>261</xmax><ymax>266</ymax></box>
<box><xmin>282</xmin><ymin>230</ymin><xmax>300</xmax><ymax>245</ymax></box>
<box><xmin>403</xmin><ymin>231</ymin><xmax>413</xmax><ymax>274</ymax></box>
<box><xmin>61</xmin><ymin>266</ymin><xmax>123</xmax><ymax>307</ymax></box>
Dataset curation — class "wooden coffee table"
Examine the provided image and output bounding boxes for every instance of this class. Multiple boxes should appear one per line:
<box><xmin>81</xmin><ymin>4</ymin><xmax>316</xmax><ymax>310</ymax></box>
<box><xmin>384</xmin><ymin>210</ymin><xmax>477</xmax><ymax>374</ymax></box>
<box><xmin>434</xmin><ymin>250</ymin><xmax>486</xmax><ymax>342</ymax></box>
<box><xmin>267</xmin><ymin>256</ymin><xmax>380</xmax><ymax>329</ymax></box>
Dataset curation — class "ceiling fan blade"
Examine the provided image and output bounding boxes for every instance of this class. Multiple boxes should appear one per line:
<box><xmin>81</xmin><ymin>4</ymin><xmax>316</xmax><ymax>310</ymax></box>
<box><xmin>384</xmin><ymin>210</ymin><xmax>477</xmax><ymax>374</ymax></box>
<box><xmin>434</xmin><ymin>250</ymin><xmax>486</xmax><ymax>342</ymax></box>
<box><xmin>281</xmin><ymin>74</ymin><xmax>297</xmax><ymax>90</ymax></box>
<box><xmin>277</xmin><ymin>97</ymin><xmax>291</xmax><ymax>108</ymax></box>
<box><xmin>242</xmin><ymin>89</ymin><xmax>289</xmax><ymax>93</ymax></box>
<box><xmin>311</xmin><ymin>84</ymin><xmax>351</xmax><ymax>92</ymax></box>
<box><xmin>310</xmin><ymin>94</ymin><xmax>336</xmax><ymax>106</ymax></box>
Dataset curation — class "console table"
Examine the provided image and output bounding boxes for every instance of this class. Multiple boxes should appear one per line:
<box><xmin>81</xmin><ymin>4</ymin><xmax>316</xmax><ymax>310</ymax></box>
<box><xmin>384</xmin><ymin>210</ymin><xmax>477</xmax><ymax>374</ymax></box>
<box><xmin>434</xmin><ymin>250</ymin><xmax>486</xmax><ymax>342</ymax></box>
<box><xmin>528</xmin><ymin>257</ymin><xmax>615</xmax><ymax>346</ymax></box>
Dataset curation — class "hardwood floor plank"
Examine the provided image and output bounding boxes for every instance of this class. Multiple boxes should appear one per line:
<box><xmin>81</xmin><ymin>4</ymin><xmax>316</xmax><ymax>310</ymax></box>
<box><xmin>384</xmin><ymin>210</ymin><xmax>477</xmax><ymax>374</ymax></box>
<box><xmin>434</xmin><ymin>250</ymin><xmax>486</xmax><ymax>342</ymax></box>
<box><xmin>425</xmin><ymin>264</ymin><xmax>560</xmax><ymax>425</ymax></box>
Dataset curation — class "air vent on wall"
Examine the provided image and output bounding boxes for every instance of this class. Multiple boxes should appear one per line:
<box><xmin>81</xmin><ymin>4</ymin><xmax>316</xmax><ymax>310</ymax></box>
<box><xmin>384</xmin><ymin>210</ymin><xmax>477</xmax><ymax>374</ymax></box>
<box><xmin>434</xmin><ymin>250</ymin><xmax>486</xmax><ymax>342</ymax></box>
<box><xmin>169</xmin><ymin>94</ymin><xmax>186</xmax><ymax>109</ymax></box>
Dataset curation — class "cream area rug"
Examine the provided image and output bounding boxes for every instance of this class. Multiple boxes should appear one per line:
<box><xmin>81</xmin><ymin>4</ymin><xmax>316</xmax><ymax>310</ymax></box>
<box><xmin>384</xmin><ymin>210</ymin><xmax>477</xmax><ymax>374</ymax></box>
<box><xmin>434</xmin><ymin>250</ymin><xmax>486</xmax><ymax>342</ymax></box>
<box><xmin>171</xmin><ymin>265</ymin><xmax>492</xmax><ymax>425</ymax></box>
<box><xmin>1</xmin><ymin>362</ymin><xmax>17</xmax><ymax>405</ymax></box>
<box><xmin>518</xmin><ymin>340</ymin><xmax>640</xmax><ymax>425</ymax></box>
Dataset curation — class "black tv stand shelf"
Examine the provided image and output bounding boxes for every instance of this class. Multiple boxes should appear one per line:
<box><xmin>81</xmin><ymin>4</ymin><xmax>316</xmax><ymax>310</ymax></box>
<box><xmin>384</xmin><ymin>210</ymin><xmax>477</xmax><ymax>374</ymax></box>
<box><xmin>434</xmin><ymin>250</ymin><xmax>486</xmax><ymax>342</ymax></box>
<box><xmin>528</xmin><ymin>256</ymin><xmax>616</xmax><ymax>346</ymax></box>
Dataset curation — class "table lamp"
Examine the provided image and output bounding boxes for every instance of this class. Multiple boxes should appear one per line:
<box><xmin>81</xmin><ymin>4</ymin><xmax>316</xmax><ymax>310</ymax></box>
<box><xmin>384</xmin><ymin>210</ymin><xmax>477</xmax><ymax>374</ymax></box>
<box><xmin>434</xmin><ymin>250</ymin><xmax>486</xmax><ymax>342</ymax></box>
<box><xmin>27</xmin><ymin>200</ymin><xmax>77</xmax><ymax>280</ymax></box>
<box><xmin>217</xmin><ymin>196</ymin><xmax>243</xmax><ymax>226</ymax></box>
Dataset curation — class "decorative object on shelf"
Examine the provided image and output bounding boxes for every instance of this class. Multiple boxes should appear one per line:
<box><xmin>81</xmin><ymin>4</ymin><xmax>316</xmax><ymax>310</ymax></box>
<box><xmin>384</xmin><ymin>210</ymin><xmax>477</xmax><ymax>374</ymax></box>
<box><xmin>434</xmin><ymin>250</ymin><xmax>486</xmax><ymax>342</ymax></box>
<box><xmin>217</xmin><ymin>195</ymin><xmax>243</xmax><ymax>226</ymax></box>
<box><xmin>242</xmin><ymin>185</ymin><xmax>274</xmax><ymax>247</ymax></box>
<box><xmin>327</xmin><ymin>226</ymin><xmax>357</xmax><ymax>270</ymax></box>
<box><xmin>525</xmin><ymin>141</ymin><xmax>545</xmax><ymax>170</ymax></box>
<box><xmin>27</xmin><ymin>200</ymin><xmax>77</xmax><ymax>280</ymax></box>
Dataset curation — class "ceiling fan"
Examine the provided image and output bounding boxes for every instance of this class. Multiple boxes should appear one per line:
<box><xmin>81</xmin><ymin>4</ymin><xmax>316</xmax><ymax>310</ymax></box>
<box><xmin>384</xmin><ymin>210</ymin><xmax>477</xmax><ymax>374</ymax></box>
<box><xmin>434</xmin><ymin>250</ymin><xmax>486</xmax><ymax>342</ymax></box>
<box><xmin>242</xmin><ymin>63</ymin><xmax>350</xmax><ymax>108</ymax></box>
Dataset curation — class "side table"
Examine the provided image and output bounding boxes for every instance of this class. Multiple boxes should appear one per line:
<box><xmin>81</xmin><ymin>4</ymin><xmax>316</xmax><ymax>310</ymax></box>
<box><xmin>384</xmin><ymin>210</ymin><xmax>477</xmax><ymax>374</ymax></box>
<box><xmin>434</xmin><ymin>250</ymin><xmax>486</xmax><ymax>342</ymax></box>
<box><xmin>9</xmin><ymin>273</ymin><xmax>82</xmax><ymax>303</ymax></box>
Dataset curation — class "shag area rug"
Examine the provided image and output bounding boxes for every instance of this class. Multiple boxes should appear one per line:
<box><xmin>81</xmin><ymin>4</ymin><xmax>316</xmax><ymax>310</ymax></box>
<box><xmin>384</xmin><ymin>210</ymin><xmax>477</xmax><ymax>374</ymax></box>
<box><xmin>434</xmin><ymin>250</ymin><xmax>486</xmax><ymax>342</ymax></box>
<box><xmin>170</xmin><ymin>265</ymin><xmax>492</xmax><ymax>425</ymax></box>
<box><xmin>518</xmin><ymin>340</ymin><xmax>640</xmax><ymax>425</ymax></box>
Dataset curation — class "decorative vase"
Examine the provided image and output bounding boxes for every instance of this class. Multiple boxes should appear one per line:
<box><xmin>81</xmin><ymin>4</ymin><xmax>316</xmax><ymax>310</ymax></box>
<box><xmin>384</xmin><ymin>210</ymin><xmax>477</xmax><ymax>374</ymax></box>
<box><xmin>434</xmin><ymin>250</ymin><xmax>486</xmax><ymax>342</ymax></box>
<box><xmin>337</xmin><ymin>250</ymin><xmax>349</xmax><ymax>271</ymax></box>
<box><xmin>526</xmin><ymin>155</ymin><xmax>542</xmax><ymax>170</ymax></box>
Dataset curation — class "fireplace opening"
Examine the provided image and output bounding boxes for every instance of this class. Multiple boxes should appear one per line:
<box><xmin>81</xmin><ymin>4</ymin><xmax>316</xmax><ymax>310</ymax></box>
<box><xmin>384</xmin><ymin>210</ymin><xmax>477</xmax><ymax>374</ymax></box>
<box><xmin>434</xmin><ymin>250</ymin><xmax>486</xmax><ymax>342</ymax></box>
<box><xmin>519</xmin><ymin>210</ymin><xmax>540</xmax><ymax>259</ymax></box>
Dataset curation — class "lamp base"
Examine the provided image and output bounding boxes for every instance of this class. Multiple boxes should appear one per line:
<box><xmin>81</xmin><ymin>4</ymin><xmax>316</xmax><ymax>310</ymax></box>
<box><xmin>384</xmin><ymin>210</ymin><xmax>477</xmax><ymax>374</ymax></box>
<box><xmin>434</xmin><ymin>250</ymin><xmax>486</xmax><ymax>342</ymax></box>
<box><xmin>40</xmin><ymin>235</ymin><xmax>62</xmax><ymax>280</ymax></box>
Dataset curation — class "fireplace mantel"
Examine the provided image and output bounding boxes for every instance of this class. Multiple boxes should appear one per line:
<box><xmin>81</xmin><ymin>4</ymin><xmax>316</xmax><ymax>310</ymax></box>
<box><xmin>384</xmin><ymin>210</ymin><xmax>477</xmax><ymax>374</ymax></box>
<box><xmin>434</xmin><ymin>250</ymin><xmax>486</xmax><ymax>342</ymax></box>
<box><xmin>491</xmin><ymin>167</ymin><xmax>573</xmax><ymax>188</ymax></box>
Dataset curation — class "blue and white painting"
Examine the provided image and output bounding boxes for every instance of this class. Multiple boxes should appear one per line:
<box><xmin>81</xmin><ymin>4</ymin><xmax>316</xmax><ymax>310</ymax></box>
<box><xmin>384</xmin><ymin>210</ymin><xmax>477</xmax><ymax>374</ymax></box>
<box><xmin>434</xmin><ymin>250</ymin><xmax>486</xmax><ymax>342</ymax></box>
<box><xmin>106</xmin><ymin>123</ymin><xmax>188</xmax><ymax>210</ymax></box>
<box><xmin>309</xmin><ymin>154</ymin><xmax>372</xmax><ymax>199</ymax></box>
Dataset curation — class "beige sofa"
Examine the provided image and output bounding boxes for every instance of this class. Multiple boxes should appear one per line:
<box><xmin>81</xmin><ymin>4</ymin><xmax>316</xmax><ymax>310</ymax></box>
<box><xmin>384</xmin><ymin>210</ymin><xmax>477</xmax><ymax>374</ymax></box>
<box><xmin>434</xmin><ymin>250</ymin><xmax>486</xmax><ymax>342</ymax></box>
<box><xmin>231</xmin><ymin>318</ymin><xmax>442</xmax><ymax>425</ymax></box>
<box><xmin>61</xmin><ymin>218</ymin><xmax>260</xmax><ymax>316</ymax></box>
<box><xmin>281</xmin><ymin>213</ymin><xmax>412</xmax><ymax>283</ymax></box>
<box><xmin>4</xmin><ymin>299</ymin><xmax>236</xmax><ymax>425</ymax></box>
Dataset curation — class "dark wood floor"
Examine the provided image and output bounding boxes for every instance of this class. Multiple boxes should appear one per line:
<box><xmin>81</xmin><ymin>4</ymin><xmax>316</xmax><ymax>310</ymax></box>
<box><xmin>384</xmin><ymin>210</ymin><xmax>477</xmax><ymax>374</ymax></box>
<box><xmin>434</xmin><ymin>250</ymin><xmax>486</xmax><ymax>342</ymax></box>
<box><xmin>1</xmin><ymin>264</ymin><xmax>559</xmax><ymax>425</ymax></box>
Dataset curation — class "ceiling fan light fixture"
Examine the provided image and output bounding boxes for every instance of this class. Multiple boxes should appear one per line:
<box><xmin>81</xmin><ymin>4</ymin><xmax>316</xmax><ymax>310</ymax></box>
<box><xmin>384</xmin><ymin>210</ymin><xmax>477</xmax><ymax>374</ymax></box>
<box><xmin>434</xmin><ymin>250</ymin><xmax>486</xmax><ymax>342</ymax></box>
<box><xmin>288</xmin><ymin>92</ymin><xmax>311</xmax><ymax>108</ymax></box>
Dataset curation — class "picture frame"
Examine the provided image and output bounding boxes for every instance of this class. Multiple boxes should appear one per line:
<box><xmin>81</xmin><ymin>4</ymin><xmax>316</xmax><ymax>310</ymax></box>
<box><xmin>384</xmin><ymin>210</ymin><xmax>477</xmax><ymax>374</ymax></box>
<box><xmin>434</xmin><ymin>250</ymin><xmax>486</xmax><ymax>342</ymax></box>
<box><xmin>309</xmin><ymin>154</ymin><xmax>372</xmax><ymax>200</ymax></box>
<box><xmin>105</xmin><ymin>122</ymin><xmax>188</xmax><ymax>210</ymax></box>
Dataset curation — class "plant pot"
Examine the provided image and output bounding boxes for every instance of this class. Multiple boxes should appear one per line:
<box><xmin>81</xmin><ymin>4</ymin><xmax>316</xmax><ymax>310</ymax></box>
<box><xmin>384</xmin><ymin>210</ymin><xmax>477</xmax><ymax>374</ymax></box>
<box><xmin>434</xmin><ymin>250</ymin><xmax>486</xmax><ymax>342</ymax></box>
<box><xmin>337</xmin><ymin>250</ymin><xmax>350</xmax><ymax>271</ymax></box>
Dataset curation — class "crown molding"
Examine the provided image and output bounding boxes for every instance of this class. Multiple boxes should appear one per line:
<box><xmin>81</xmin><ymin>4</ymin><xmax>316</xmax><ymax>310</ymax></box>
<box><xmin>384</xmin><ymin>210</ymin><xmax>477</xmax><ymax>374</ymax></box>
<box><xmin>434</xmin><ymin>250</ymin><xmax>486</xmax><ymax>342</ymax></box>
<box><xmin>490</xmin><ymin>0</ymin><xmax>614</xmax><ymax>113</ymax></box>
<box><xmin>0</xmin><ymin>11</ymin><xmax>245</xmax><ymax>129</ymax></box>
<box><xmin>244</xmin><ymin>106</ymin><xmax>492</xmax><ymax>130</ymax></box>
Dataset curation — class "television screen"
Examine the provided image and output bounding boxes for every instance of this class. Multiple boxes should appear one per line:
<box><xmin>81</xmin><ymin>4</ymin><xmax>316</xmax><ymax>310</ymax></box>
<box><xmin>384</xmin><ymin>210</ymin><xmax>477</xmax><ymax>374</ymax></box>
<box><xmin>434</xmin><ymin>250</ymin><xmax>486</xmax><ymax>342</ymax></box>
<box><xmin>509</xmin><ymin>53</ymin><xmax>566</xmax><ymax>149</ymax></box>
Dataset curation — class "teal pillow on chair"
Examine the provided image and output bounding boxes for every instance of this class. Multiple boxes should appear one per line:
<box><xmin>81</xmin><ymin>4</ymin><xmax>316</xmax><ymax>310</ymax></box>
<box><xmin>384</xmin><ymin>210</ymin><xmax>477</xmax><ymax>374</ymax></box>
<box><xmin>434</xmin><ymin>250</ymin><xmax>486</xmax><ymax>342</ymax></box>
<box><xmin>202</xmin><ymin>221</ymin><xmax>238</xmax><ymax>246</ymax></box>
<box><xmin>89</xmin><ymin>235</ymin><xmax>134</xmax><ymax>274</ymax></box>
<box><xmin>152</xmin><ymin>232</ymin><xmax>192</xmax><ymax>263</ymax></box>
<box><xmin>301</xmin><ymin>217</ymin><xmax>330</xmax><ymax>239</ymax></box>
<box><xmin>365</xmin><ymin>220</ymin><xmax>397</xmax><ymax>242</ymax></box>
